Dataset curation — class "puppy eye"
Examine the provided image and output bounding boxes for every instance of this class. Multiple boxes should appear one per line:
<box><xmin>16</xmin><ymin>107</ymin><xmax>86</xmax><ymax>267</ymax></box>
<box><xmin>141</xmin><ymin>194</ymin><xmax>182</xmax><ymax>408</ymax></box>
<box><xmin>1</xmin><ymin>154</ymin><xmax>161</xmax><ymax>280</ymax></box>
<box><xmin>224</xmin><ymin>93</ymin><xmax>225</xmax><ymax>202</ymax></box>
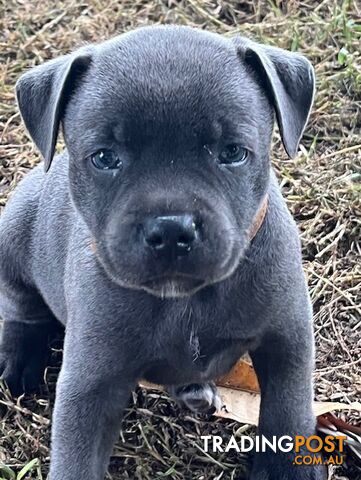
<box><xmin>219</xmin><ymin>144</ymin><xmax>248</xmax><ymax>166</ymax></box>
<box><xmin>89</xmin><ymin>149</ymin><xmax>122</xmax><ymax>170</ymax></box>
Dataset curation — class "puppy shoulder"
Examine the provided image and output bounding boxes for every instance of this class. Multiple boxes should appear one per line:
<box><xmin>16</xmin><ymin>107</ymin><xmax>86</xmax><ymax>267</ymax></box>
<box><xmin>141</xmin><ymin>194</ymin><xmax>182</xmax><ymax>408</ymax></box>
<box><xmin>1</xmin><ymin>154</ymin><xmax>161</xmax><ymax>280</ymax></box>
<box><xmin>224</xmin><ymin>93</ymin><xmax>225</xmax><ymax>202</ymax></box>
<box><xmin>0</xmin><ymin>163</ymin><xmax>45</xmax><ymax>279</ymax></box>
<box><xmin>266</xmin><ymin>169</ymin><xmax>301</xmax><ymax>250</ymax></box>
<box><xmin>245</xmin><ymin>169</ymin><xmax>307</xmax><ymax>296</ymax></box>
<box><xmin>0</xmin><ymin>152</ymin><xmax>70</xmax><ymax>283</ymax></box>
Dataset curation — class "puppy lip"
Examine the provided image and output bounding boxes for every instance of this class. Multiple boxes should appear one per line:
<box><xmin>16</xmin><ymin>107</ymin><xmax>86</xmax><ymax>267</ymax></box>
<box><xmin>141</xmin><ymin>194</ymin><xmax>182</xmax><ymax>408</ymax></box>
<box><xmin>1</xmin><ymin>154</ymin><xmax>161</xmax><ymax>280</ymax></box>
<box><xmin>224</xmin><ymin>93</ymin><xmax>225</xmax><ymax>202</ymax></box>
<box><xmin>142</xmin><ymin>273</ymin><xmax>204</xmax><ymax>286</ymax></box>
<box><xmin>141</xmin><ymin>274</ymin><xmax>206</xmax><ymax>296</ymax></box>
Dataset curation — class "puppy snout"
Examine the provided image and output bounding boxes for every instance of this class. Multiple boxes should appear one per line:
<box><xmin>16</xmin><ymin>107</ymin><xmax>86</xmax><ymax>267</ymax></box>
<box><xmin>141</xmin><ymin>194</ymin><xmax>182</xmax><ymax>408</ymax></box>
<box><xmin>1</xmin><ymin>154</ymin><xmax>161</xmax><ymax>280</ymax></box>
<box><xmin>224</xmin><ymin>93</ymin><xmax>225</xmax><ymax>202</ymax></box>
<box><xmin>143</xmin><ymin>214</ymin><xmax>198</xmax><ymax>257</ymax></box>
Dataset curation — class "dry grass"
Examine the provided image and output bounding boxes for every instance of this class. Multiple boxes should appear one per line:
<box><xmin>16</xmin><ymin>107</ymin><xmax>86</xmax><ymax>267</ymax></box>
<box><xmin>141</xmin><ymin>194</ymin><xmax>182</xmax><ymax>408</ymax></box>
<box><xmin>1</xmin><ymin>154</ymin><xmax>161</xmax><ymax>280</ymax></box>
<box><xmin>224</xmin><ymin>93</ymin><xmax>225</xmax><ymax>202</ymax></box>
<box><xmin>0</xmin><ymin>0</ymin><xmax>360</xmax><ymax>479</ymax></box>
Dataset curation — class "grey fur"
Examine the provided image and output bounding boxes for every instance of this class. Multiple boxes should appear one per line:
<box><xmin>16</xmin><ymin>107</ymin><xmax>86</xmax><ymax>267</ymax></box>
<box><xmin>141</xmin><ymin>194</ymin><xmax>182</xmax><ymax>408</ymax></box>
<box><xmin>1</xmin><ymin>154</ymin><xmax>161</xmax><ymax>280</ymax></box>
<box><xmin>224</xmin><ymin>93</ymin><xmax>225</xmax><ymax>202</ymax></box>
<box><xmin>0</xmin><ymin>26</ymin><xmax>325</xmax><ymax>480</ymax></box>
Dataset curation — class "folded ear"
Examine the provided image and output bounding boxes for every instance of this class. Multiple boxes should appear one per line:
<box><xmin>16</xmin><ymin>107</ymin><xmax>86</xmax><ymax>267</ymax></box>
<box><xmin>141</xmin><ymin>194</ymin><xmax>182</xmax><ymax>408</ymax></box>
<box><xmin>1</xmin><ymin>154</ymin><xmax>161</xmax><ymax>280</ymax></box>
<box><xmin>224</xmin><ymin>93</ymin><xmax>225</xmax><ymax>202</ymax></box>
<box><xmin>16</xmin><ymin>51</ymin><xmax>92</xmax><ymax>171</ymax></box>
<box><xmin>233</xmin><ymin>37</ymin><xmax>315</xmax><ymax>158</ymax></box>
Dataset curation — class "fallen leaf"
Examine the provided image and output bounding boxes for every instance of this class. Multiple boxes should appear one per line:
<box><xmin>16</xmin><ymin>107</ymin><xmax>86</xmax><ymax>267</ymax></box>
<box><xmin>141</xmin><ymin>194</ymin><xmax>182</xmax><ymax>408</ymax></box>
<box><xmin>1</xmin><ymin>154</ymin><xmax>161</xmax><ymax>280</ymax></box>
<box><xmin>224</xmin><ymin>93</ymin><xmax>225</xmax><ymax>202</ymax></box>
<box><xmin>216</xmin><ymin>359</ymin><xmax>260</xmax><ymax>393</ymax></box>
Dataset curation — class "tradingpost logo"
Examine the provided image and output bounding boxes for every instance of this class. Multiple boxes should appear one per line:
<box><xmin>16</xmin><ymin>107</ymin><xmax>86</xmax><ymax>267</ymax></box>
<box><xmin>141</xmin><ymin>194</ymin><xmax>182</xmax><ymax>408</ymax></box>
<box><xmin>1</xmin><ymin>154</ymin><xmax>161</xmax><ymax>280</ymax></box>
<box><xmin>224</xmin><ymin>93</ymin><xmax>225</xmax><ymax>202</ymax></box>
<box><xmin>201</xmin><ymin>434</ymin><xmax>346</xmax><ymax>465</ymax></box>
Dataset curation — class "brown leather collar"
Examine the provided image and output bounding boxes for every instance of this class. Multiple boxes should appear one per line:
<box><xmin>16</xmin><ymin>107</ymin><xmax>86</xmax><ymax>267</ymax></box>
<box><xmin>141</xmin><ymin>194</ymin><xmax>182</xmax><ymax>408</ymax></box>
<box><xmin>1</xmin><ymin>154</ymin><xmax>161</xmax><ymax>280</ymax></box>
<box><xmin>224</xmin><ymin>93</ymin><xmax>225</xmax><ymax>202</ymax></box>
<box><xmin>248</xmin><ymin>195</ymin><xmax>268</xmax><ymax>241</ymax></box>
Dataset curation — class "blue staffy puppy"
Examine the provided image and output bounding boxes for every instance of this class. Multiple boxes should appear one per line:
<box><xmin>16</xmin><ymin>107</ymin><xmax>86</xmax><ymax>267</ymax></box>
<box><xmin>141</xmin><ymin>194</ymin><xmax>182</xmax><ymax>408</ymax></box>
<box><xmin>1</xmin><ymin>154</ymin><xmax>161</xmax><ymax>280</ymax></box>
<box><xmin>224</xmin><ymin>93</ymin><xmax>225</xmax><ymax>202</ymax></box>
<box><xmin>0</xmin><ymin>26</ymin><xmax>325</xmax><ymax>480</ymax></box>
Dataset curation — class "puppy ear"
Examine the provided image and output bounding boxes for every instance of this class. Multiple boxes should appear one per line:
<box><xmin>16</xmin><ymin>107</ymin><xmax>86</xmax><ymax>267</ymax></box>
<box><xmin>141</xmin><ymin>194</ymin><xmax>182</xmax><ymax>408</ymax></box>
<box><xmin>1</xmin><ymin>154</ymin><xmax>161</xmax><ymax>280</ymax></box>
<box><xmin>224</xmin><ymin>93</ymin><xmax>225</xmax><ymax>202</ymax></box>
<box><xmin>16</xmin><ymin>52</ymin><xmax>92</xmax><ymax>171</ymax></box>
<box><xmin>233</xmin><ymin>37</ymin><xmax>315</xmax><ymax>158</ymax></box>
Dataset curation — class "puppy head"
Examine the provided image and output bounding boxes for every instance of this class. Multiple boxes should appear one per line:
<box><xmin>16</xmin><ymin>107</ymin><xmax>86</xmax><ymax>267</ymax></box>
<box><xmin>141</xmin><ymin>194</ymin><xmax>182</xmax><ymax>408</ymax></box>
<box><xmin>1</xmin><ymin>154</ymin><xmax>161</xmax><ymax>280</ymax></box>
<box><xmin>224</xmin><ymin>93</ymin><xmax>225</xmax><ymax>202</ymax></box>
<box><xmin>16</xmin><ymin>26</ymin><xmax>315</xmax><ymax>298</ymax></box>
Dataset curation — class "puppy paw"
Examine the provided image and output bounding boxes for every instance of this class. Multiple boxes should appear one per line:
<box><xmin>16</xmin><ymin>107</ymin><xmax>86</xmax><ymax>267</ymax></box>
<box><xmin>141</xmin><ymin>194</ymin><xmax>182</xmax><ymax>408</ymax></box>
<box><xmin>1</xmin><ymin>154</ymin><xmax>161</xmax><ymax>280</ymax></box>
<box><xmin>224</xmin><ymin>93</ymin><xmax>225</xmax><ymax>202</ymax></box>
<box><xmin>0</xmin><ymin>351</ymin><xmax>47</xmax><ymax>396</ymax></box>
<box><xmin>0</xmin><ymin>322</ymin><xmax>52</xmax><ymax>396</ymax></box>
<box><xmin>168</xmin><ymin>382</ymin><xmax>222</xmax><ymax>414</ymax></box>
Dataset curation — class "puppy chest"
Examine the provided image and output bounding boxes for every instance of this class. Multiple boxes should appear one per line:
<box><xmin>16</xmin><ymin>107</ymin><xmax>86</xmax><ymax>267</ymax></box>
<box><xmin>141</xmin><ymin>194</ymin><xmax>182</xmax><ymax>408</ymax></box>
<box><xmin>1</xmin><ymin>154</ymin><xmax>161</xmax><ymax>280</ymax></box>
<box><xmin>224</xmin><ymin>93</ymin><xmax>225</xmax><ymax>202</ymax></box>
<box><xmin>143</xmin><ymin>327</ymin><xmax>249</xmax><ymax>386</ymax></box>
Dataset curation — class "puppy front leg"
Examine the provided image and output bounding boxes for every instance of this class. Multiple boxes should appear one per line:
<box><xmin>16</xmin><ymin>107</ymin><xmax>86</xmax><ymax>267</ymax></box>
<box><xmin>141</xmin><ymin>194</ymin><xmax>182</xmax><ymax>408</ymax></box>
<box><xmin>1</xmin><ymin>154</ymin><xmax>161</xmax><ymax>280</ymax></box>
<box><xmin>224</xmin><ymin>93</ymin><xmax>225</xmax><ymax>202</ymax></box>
<box><xmin>250</xmin><ymin>320</ymin><xmax>326</xmax><ymax>480</ymax></box>
<box><xmin>49</xmin><ymin>332</ymin><xmax>134</xmax><ymax>480</ymax></box>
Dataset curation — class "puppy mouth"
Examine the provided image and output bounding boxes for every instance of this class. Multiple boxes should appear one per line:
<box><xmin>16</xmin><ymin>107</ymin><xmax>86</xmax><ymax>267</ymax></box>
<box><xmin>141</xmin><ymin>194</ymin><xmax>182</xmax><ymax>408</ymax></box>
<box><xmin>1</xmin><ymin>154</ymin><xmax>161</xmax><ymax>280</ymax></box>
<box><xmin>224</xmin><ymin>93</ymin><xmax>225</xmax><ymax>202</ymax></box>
<box><xmin>141</xmin><ymin>275</ymin><xmax>206</xmax><ymax>298</ymax></box>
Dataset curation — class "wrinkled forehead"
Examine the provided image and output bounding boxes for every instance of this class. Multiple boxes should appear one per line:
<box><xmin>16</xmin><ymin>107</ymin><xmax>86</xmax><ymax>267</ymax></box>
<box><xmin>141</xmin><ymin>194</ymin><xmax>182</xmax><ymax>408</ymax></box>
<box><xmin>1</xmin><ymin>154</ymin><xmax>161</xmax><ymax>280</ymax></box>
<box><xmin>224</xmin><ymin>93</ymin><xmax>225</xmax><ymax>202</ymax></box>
<box><xmin>68</xmin><ymin>30</ymin><xmax>268</xmax><ymax>150</ymax></box>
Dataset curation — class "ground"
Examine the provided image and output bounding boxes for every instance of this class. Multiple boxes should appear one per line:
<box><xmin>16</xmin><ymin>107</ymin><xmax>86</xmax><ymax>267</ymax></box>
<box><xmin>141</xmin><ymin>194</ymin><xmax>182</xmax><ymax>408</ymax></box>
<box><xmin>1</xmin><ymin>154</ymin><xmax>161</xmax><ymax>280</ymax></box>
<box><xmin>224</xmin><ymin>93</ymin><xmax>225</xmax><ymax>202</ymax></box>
<box><xmin>0</xmin><ymin>0</ymin><xmax>360</xmax><ymax>479</ymax></box>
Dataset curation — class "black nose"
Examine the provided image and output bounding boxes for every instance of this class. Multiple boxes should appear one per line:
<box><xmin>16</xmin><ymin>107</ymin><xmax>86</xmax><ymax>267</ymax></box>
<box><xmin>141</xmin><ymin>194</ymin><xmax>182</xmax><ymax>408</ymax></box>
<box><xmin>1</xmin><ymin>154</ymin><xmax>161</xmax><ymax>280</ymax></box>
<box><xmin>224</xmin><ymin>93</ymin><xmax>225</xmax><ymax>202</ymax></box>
<box><xmin>143</xmin><ymin>214</ymin><xmax>198</xmax><ymax>257</ymax></box>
